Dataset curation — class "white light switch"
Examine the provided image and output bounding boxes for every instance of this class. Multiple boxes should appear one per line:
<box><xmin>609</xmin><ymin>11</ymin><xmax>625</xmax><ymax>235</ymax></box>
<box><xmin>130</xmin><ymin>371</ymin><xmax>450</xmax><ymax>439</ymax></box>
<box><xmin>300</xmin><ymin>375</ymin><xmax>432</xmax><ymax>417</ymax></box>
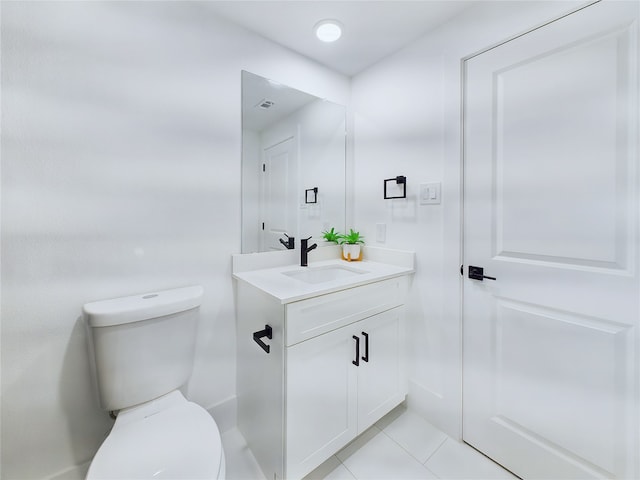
<box><xmin>420</xmin><ymin>182</ymin><xmax>441</xmax><ymax>205</ymax></box>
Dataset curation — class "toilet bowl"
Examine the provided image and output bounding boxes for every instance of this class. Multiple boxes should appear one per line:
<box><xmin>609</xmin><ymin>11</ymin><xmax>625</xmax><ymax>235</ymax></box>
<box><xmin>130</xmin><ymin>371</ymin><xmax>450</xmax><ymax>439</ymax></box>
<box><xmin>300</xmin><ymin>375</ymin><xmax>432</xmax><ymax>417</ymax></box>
<box><xmin>86</xmin><ymin>391</ymin><xmax>225</xmax><ymax>479</ymax></box>
<box><xmin>83</xmin><ymin>286</ymin><xmax>225</xmax><ymax>480</ymax></box>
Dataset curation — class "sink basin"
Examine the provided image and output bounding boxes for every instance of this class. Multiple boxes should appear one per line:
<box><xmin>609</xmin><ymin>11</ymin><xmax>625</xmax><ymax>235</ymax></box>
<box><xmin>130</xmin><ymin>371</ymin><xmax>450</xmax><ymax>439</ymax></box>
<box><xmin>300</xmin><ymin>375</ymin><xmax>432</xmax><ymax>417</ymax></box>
<box><xmin>282</xmin><ymin>264</ymin><xmax>368</xmax><ymax>284</ymax></box>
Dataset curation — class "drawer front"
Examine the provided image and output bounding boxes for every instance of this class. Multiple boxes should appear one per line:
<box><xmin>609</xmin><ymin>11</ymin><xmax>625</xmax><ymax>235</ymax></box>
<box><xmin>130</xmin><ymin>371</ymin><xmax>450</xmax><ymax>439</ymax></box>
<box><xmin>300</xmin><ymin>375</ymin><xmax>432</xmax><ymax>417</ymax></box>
<box><xmin>285</xmin><ymin>276</ymin><xmax>408</xmax><ymax>346</ymax></box>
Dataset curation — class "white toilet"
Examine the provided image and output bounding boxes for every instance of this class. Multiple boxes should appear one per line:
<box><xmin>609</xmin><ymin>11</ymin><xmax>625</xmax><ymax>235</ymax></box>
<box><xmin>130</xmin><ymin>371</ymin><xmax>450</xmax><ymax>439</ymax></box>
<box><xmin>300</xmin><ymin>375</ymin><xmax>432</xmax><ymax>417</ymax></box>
<box><xmin>83</xmin><ymin>285</ymin><xmax>225</xmax><ymax>479</ymax></box>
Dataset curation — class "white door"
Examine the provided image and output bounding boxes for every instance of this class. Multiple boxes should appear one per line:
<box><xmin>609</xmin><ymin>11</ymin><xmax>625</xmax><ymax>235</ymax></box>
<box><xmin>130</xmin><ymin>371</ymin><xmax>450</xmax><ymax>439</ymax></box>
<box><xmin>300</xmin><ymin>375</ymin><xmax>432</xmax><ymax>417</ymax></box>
<box><xmin>261</xmin><ymin>136</ymin><xmax>298</xmax><ymax>251</ymax></box>
<box><xmin>463</xmin><ymin>2</ymin><xmax>639</xmax><ymax>479</ymax></box>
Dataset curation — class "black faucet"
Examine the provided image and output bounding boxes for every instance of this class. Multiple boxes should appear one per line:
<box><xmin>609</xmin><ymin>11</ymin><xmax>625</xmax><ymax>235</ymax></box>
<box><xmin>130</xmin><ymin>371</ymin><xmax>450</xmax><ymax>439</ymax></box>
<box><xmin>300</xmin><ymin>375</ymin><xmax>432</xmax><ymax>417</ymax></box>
<box><xmin>279</xmin><ymin>234</ymin><xmax>295</xmax><ymax>250</ymax></box>
<box><xmin>300</xmin><ymin>236</ymin><xmax>317</xmax><ymax>267</ymax></box>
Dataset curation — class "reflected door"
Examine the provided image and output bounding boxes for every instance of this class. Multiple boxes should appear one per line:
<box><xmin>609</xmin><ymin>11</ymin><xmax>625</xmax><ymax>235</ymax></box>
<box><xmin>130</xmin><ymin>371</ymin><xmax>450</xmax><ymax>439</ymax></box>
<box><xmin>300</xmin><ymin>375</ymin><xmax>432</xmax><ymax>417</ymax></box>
<box><xmin>261</xmin><ymin>136</ymin><xmax>298</xmax><ymax>251</ymax></box>
<box><xmin>463</xmin><ymin>2</ymin><xmax>639</xmax><ymax>478</ymax></box>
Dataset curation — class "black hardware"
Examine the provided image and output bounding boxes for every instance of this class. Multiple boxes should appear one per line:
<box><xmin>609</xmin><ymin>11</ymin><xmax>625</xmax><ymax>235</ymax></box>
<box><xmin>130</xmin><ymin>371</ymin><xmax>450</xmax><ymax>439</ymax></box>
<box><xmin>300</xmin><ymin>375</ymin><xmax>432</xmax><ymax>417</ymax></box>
<box><xmin>468</xmin><ymin>265</ymin><xmax>496</xmax><ymax>281</ymax></box>
<box><xmin>384</xmin><ymin>175</ymin><xmax>407</xmax><ymax>199</ymax></box>
<box><xmin>460</xmin><ymin>265</ymin><xmax>464</xmax><ymax>276</ymax></box>
<box><xmin>279</xmin><ymin>233</ymin><xmax>295</xmax><ymax>250</ymax></box>
<box><xmin>305</xmin><ymin>187</ymin><xmax>318</xmax><ymax>204</ymax></box>
<box><xmin>352</xmin><ymin>335</ymin><xmax>360</xmax><ymax>366</ymax></box>
<box><xmin>253</xmin><ymin>325</ymin><xmax>273</xmax><ymax>354</ymax></box>
<box><xmin>361</xmin><ymin>331</ymin><xmax>369</xmax><ymax>363</ymax></box>
<box><xmin>300</xmin><ymin>236</ymin><xmax>317</xmax><ymax>267</ymax></box>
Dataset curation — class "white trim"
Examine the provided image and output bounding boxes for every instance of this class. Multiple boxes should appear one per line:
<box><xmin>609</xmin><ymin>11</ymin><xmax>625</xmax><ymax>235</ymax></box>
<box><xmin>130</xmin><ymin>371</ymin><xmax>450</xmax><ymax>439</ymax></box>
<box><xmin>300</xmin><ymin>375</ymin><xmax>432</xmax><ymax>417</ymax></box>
<box><xmin>207</xmin><ymin>394</ymin><xmax>238</xmax><ymax>434</ymax></box>
<box><xmin>463</xmin><ymin>1</ymin><xmax>601</xmax><ymax>63</ymax></box>
<box><xmin>46</xmin><ymin>462</ymin><xmax>90</xmax><ymax>480</ymax></box>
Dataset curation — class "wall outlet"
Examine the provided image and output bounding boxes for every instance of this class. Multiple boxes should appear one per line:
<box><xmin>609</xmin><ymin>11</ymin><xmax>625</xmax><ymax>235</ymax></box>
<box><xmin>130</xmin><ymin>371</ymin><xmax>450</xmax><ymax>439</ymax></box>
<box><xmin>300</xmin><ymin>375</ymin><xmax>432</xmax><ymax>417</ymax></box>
<box><xmin>376</xmin><ymin>223</ymin><xmax>386</xmax><ymax>243</ymax></box>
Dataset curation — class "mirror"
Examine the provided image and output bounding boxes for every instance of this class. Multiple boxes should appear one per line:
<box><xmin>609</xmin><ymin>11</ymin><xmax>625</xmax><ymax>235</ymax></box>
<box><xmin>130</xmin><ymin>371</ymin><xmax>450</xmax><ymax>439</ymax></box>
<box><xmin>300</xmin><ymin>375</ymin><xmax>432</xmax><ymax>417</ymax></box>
<box><xmin>241</xmin><ymin>71</ymin><xmax>346</xmax><ymax>253</ymax></box>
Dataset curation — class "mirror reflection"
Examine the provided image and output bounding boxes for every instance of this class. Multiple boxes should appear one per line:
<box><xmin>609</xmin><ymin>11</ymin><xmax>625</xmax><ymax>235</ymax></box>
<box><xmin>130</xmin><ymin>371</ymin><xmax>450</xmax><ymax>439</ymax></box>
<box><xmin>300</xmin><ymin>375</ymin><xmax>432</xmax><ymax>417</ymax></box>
<box><xmin>241</xmin><ymin>71</ymin><xmax>346</xmax><ymax>253</ymax></box>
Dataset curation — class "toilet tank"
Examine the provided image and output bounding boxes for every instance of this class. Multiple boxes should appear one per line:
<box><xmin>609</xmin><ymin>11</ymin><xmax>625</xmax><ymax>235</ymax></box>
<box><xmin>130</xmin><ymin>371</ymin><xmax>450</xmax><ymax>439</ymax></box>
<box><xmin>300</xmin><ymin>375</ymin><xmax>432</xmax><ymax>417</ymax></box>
<box><xmin>83</xmin><ymin>286</ymin><xmax>203</xmax><ymax>411</ymax></box>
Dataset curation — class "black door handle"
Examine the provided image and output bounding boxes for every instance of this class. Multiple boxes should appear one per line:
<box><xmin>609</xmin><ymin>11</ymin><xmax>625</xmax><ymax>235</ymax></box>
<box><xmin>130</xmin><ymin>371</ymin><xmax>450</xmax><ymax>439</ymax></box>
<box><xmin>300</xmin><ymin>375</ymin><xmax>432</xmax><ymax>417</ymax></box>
<box><xmin>468</xmin><ymin>265</ymin><xmax>496</xmax><ymax>281</ymax></box>
<box><xmin>361</xmin><ymin>331</ymin><xmax>369</xmax><ymax>362</ymax></box>
<box><xmin>253</xmin><ymin>325</ymin><xmax>273</xmax><ymax>354</ymax></box>
<box><xmin>352</xmin><ymin>335</ymin><xmax>360</xmax><ymax>366</ymax></box>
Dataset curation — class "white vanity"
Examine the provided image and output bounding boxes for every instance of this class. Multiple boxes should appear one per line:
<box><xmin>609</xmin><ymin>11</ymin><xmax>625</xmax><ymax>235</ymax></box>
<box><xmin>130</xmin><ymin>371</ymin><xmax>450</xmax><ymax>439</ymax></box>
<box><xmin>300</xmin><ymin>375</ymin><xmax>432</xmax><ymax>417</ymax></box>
<box><xmin>233</xmin><ymin>246</ymin><xmax>415</xmax><ymax>480</ymax></box>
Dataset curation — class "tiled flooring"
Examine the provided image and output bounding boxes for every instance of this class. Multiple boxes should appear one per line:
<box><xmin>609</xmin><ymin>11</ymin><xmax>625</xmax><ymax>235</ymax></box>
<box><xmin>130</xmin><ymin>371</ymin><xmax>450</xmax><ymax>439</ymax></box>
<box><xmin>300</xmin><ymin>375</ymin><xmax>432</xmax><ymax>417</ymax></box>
<box><xmin>221</xmin><ymin>404</ymin><xmax>518</xmax><ymax>480</ymax></box>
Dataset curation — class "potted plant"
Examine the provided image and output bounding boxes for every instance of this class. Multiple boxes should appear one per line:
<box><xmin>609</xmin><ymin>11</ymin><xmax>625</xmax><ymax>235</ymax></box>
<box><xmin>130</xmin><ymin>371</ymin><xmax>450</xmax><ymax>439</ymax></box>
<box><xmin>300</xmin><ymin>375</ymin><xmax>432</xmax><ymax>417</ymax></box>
<box><xmin>321</xmin><ymin>227</ymin><xmax>341</xmax><ymax>244</ymax></box>
<box><xmin>339</xmin><ymin>228</ymin><xmax>364</xmax><ymax>261</ymax></box>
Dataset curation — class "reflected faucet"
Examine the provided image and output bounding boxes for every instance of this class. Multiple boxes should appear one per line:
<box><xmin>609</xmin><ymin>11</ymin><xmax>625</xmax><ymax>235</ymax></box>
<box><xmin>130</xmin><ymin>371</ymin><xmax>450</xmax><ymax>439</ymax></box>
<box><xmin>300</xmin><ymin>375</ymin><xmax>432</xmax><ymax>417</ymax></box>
<box><xmin>300</xmin><ymin>236</ymin><xmax>317</xmax><ymax>267</ymax></box>
<box><xmin>279</xmin><ymin>234</ymin><xmax>295</xmax><ymax>250</ymax></box>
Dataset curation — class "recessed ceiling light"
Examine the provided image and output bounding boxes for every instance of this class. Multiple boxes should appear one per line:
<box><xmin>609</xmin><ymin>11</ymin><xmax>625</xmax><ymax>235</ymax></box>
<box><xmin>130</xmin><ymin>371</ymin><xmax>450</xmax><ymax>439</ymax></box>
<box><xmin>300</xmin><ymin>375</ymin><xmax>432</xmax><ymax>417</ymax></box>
<box><xmin>314</xmin><ymin>19</ymin><xmax>342</xmax><ymax>43</ymax></box>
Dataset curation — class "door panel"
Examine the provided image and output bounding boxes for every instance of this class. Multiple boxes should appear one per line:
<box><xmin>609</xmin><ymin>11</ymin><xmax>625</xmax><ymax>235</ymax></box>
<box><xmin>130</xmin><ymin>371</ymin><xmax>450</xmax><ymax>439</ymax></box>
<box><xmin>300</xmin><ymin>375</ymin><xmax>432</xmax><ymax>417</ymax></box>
<box><xmin>463</xmin><ymin>2</ymin><xmax>639</xmax><ymax>478</ymax></box>
<box><xmin>495</xmin><ymin>300</ymin><xmax>631</xmax><ymax>474</ymax></box>
<box><xmin>286</xmin><ymin>324</ymin><xmax>357</xmax><ymax>480</ymax></box>
<box><xmin>493</xmin><ymin>22</ymin><xmax>634</xmax><ymax>269</ymax></box>
<box><xmin>357</xmin><ymin>307</ymin><xmax>406</xmax><ymax>433</ymax></box>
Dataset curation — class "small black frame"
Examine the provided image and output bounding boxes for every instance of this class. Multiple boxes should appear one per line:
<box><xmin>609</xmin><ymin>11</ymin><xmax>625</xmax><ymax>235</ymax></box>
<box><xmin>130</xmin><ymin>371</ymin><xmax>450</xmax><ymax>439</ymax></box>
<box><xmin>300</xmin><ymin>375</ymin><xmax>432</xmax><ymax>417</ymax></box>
<box><xmin>305</xmin><ymin>187</ymin><xmax>318</xmax><ymax>204</ymax></box>
<box><xmin>383</xmin><ymin>176</ymin><xmax>407</xmax><ymax>199</ymax></box>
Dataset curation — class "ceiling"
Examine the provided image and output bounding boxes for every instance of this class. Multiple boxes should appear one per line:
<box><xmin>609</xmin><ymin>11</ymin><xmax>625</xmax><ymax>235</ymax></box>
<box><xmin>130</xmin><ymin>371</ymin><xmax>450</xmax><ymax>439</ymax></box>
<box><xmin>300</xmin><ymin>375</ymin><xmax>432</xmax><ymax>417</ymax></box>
<box><xmin>204</xmin><ymin>1</ymin><xmax>475</xmax><ymax>77</ymax></box>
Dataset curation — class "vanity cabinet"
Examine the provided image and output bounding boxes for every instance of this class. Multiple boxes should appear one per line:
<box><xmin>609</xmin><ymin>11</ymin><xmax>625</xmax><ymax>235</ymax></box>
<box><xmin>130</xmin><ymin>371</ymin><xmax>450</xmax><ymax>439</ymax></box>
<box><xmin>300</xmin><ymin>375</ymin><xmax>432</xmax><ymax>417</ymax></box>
<box><xmin>236</xmin><ymin>275</ymin><xmax>409</xmax><ymax>480</ymax></box>
<box><xmin>286</xmin><ymin>307</ymin><xmax>405</xmax><ymax>479</ymax></box>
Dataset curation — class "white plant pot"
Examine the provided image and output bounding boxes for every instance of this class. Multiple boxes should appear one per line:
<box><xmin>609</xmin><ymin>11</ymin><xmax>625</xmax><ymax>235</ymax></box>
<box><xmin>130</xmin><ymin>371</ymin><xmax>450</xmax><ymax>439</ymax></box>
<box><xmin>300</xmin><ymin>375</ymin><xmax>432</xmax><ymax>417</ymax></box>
<box><xmin>341</xmin><ymin>244</ymin><xmax>362</xmax><ymax>261</ymax></box>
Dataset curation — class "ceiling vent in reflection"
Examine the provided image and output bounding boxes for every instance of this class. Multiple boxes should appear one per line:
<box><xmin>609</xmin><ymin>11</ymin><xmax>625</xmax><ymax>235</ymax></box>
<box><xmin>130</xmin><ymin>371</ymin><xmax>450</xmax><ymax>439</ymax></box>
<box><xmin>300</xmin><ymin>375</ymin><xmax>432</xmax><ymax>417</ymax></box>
<box><xmin>255</xmin><ymin>99</ymin><xmax>275</xmax><ymax>109</ymax></box>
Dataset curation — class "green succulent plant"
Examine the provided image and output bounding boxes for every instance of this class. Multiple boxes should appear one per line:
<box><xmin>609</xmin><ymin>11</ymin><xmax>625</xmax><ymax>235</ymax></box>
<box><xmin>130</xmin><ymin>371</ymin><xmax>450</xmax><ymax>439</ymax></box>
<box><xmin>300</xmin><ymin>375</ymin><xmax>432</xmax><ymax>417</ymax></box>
<box><xmin>339</xmin><ymin>229</ymin><xmax>365</xmax><ymax>245</ymax></box>
<box><xmin>321</xmin><ymin>227</ymin><xmax>341</xmax><ymax>243</ymax></box>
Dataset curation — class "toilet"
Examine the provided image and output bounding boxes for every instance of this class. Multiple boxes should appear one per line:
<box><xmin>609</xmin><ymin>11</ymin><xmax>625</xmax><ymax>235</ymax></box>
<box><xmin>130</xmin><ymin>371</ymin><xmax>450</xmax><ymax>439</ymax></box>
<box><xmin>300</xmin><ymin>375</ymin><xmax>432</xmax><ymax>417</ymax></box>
<box><xmin>83</xmin><ymin>285</ymin><xmax>225</xmax><ymax>479</ymax></box>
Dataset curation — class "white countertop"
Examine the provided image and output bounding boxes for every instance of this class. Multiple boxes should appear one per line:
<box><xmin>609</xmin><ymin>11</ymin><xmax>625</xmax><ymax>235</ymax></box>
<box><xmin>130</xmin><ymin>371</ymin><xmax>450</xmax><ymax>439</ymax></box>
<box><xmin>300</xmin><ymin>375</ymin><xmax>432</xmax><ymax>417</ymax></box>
<box><xmin>232</xmin><ymin>250</ymin><xmax>415</xmax><ymax>304</ymax></box>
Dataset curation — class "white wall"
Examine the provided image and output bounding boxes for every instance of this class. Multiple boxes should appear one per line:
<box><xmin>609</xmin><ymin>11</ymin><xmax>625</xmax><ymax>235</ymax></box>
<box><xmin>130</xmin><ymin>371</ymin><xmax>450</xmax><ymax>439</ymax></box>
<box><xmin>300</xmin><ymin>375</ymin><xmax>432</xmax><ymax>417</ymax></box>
<box><xmin>351</xmin><ymin>0</ymin><xmax>589</xmax><ymax>439</ymax></box>
<box><xmin>296</xmin><ymin>99</ymin><xmax>347</xmax><ymax>240</ymax></box>
<box><xmin>0</xmin><ymin>2</ymin><xmax>349</xmax><ymax>478</ymax></box>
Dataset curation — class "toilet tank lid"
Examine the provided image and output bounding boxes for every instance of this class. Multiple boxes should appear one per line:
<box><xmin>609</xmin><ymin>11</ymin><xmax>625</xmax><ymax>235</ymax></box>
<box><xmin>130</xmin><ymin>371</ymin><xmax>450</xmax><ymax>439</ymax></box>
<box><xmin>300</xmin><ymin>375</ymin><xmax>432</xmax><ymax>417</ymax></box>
<box><xmin>83</xmin><ymin>286</ymin><xmax>203</xmax><ymax>328</ymax></box>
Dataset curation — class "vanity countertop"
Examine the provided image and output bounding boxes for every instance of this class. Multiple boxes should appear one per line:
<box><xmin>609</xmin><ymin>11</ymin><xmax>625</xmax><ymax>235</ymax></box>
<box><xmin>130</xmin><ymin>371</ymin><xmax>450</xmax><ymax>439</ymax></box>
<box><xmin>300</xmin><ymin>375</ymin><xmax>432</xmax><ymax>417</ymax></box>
<box><xmin>232</xmin><ymin>247</ymin><xmax>415</xmax><ymax>304</ymax></box>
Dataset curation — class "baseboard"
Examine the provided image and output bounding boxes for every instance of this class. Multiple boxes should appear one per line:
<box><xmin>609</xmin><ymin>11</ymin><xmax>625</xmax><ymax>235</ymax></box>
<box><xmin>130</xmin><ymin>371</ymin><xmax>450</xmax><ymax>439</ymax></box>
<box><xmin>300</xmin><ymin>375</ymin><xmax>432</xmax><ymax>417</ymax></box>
<box><xmin>207</xmin><ymin>394</ymin><xmax>237</xmax><ymax>434</ymax></box>
<box><xmin>407</xmin><ymin>379</ymin><xmax>461</xmax><ymax>440</ymax></box>
<box><xmin>47</xmin><ymin>461</ymin><xmax>90</xmax><ymax>480</ymax></box>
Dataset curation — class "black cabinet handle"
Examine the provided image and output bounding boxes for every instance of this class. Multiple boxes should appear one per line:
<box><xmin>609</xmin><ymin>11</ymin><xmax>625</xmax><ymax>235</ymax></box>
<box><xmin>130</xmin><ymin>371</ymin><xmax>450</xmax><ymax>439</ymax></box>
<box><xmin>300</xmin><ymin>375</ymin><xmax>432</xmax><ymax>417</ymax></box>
<box><xmin>361</xmin><ymin>331</ymin><xmax>369</xmax><ymax>362</ymax></box>
<box><xmin>352</xmin><ymin>335</ymin><xmax>360</xmax><ymax>366</ymax></box>
<box><xmin>253</xmin><ymin>325</ymin><xmax>273</xmax><ymax>354</ymax></box>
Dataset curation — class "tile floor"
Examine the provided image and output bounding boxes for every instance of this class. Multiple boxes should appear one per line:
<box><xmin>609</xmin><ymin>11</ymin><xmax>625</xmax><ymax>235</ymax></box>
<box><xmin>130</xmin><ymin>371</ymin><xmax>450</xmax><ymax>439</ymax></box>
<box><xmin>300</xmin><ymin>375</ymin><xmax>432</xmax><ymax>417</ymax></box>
<box><xmin>221</xmin><ymin>404</ymin><xmax>518</xmax><ymax>480</ymax></box>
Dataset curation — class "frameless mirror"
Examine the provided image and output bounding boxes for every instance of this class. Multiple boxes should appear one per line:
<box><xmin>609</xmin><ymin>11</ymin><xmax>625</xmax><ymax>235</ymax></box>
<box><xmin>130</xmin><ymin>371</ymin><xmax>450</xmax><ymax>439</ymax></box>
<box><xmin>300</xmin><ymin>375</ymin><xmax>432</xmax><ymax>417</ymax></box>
<box><xmin>241</xmin><ymin>71</ymin><xmax>346</xmax><ymax>253</ymax></box>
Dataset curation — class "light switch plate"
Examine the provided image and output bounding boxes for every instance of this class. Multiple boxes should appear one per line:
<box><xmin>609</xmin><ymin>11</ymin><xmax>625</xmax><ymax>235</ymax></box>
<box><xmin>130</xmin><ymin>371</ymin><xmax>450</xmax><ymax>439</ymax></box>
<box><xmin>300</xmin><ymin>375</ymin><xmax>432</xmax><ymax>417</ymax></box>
<box><xmin>420</xmin><ymin>182</ymin><xmax>441</xmax><ymax>205</ymax></box>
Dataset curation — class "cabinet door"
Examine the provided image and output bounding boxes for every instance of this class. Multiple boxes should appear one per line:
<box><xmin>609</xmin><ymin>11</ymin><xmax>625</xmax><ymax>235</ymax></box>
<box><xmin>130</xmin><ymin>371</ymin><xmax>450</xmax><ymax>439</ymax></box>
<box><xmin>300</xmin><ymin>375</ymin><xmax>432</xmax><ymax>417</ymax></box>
<box><xmin>357</xmin><ymin>307</ymin><xmax>406</xmax><ymax>433</ymax></box>
<box><xmin>286</xmin><ymin>325</ymin><xmax>358</xmax><ymax>480</ymax></box>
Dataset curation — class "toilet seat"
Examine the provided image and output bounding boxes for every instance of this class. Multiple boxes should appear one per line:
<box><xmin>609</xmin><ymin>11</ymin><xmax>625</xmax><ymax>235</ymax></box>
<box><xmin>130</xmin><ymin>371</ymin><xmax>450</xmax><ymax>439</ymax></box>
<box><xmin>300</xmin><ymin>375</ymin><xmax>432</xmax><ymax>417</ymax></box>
<box><xmin>87</xmin><ymin>391</ymin><xmax>225</xmax><ymax>479</ymax></box>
